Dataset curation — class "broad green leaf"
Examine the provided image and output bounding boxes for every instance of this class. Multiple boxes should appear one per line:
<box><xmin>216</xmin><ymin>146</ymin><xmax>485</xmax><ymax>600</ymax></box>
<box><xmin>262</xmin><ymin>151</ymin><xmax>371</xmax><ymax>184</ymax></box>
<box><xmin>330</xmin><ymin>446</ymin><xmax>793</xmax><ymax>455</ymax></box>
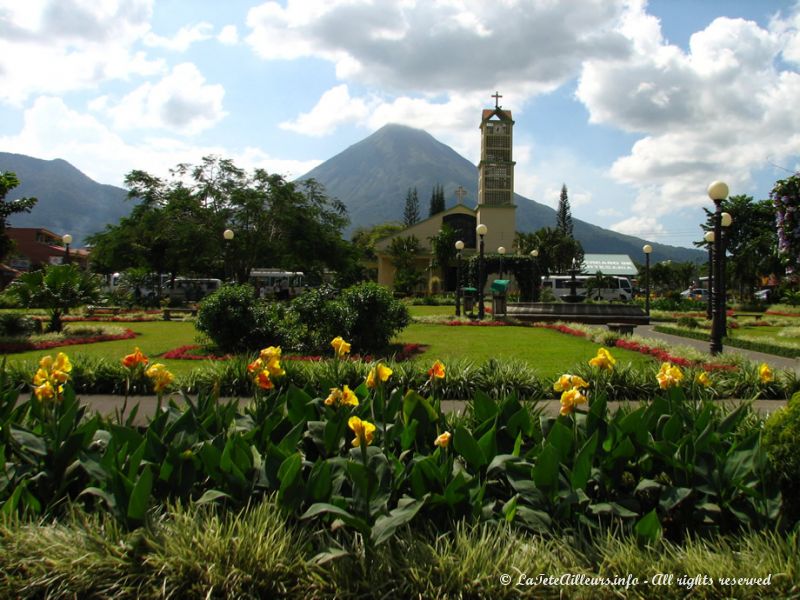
<box><xmin>471</xmin><ymin>391</ymin><xmax>498</xmax><ymax>424</ymax></box>
<box><xmin>634</xmin><ymin>509</ymin><xmax>662</xmax><ymax>544</ymax></box>
<box><xmin>278</xmin><ymin>452</ymin><xmax>303</xmax><ymax>495</ymax></box>
<box><xmin>300</xmin><ymin>502</ymin><xmax>369</xmax><ymax>533</ymax></box>
<box><xmin>453</xmin><ymin>426</ymin><xmax>486</xmax><ymax>469</ymax></box>
<box><xmin>545</xmin><ymin>420</ymin><xmax>573</xmax><ymax>462</ymax></box>
<box><xmin>532</xmin><ymin>443</ymin><xmax>559</xmax><ymax>491</ymax></box>
<box><xmin>570</xmin><ymin>431</ymin><xmax>598</xmax><ymax>490</ymax></box>
<box><xmin>195</xmin><ymin>489</ymin><xmax>231</xmax><ymax>505</ymax></box>
<box><xmin>477</xmin><ymin>426</ymin><xmax>497</xmax><ymax>463</ymax></box>
<box><xmin>10</xmin><ymin>428</ymin><xmax>46</xmax><ymax>456</ymax></box>
<box><xmin>371</xmin><ymin>497</ymin><xmax>425</xmax><ymax>545</ymax></box>
<box><xmin>127</xmin><ymin>466</ymin><xmax>153</xmax><ymax>522</ymax></box>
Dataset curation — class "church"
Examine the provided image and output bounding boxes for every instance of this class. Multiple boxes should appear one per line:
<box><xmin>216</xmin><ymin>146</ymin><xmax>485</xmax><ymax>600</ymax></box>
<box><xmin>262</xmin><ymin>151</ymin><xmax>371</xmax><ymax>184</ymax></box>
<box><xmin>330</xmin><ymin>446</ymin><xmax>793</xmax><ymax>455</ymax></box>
<box><xmin>375</xmin><ymin>93</ymin><xmax>518</xmax><ymax>292</ymax></box>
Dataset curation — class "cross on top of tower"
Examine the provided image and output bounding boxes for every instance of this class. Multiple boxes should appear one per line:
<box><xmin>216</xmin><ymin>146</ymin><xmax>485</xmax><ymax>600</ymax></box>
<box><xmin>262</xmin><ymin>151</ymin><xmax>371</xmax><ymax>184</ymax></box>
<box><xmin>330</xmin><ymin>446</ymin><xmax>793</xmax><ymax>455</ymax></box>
<box><xmin>492</xmin><ymin>91</ymin><xmax>502</xmax><ymax>108</ymax></box>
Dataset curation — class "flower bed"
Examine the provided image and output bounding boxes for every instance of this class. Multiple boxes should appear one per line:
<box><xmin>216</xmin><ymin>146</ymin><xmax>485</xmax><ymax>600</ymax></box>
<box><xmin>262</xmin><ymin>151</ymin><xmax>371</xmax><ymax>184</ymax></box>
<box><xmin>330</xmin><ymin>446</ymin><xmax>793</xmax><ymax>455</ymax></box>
<box><xmin>0</xmin><ymin>328</ymin><xmax>137</xmax><ymax>353</ymax></box>
<box><xmin>161</xmin><ymin>342</ymin><xmax>427</xmax><ymax>363</ymax></box>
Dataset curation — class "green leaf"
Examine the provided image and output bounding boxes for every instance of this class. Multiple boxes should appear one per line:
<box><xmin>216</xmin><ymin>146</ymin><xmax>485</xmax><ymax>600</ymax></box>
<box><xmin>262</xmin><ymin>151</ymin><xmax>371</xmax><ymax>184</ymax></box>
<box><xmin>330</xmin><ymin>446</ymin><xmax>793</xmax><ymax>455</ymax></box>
<box><xmin>532</xmin><ymin>443</ymin><xmax>559</xmax><ymax>491</ymax></box>
<box><xmin>400</xmin><ymin>419</ymin><xmax>418</xmax><ymax>451</ymax></box>
<box><xmin>278</xmin><ymin>453</ymin><xmax>303</xmax><ymax>496</ymax></box>
<box><xmin>477</xmin><ymin>426</ymin><xmax>497</xmax><ymax>463</ymax></box>
<box><xmin>545</xmin><ymin>420</ymin><xmax>573</xmax><ymax>462</ymax></box>
<box><xmin>127</xmin><ymin>466</ymin><xmax>153</xmax><ymax>522</ymax></box>
<box><xmin>287</xmin><ymin>385</ymin><xmax>316</xmax><ymax>425</ymax></box>
<box><xmin>634</xmin><ymin>509</ymin><xmax>662</xmax><ymax>544</ymax></box>
<box><xmin>570</xmin><ymin>431</ymin><xmax>598</xmax><ymax>490</ymax></box>
<box><xmin>10</xmin><ymin>428</ymin><xmax>46</xmax><ymax>456</ymax></box>
<box><xmin>371</xmin><ymin>497</ymin><xmax>425</xmax><ymax>545</ymax></box>
<box><xmin>453</xmin><ymin>426</ymin><xmax>486</xmax><ymax>469</ymax></box>
<box><xmin>301</xmin><ymin>502</ymin><xmax>369</xmax><ymax>534</ymax></box>
<box><xmin>195</xmin><ymin>489</ymin><xmax>231</xmax><ymax>505</ymax></box>
<box><xmin>471</xmin><ymin>391</ymin><xmax>498</xmax><ymax>424</ymax></box>
<box><xmin>307</xmin><ymin>460</ymin><xmax>333</xmax><ymax>502</ymax></box>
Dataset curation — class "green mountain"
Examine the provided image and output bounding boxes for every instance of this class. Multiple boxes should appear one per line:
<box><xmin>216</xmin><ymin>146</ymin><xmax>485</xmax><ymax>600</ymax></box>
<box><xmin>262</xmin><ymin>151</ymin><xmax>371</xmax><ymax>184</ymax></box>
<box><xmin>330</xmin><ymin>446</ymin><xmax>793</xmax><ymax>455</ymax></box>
<box><xmin>0</xmin><ymin>152</ymin><xmax>132</xmax><ymax>245</ymax></box>
<box><xmin>300</xmin><ymin>124</ymin><xmax>704</xmax><ymax>263</ymax></box>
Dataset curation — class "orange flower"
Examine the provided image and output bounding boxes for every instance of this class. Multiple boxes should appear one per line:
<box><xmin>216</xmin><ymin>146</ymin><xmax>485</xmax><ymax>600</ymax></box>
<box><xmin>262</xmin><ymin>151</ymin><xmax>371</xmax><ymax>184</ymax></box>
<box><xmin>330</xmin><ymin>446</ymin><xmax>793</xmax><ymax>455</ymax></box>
<box><xmin>255</xmin><ymin>370</ymin><xmax>273</xmax><ymax>390</ymax></box>
<box><xmin>121</xmin><ymin>347</ymin><xmax>148</xmax><ymax>369</ymax></box>
<box><xmin>559</xmin><ymin>387</ymin><xmax>587</xmax><ymax>416</ymax></box>
<box><xmin>428</xmin><ymin>359</ymin><xmax>445</xmax><ymax>380</ymax></box>
<box><xmin>434</xmin><ymin>431</ymin><xmax>452</xmax><ymax>448</ymax></box>
<box><xmin>553</xmin><ymin>374</ymin><xmax>589</xmax><ymax>393</ymax></box>
<box><xmin>348</xmin><ymin>416</ymin><xmax>376</xmax><ymax>447</ymax></box>
<box><xmin>588</xmin><ymin>347</ymin><xmax>615</xmax><ymax>371</ymax></box>
<box><xmin>656</xmin><ymin>362</ymin><xmax>684</xmax><ymax>389</ymax></box>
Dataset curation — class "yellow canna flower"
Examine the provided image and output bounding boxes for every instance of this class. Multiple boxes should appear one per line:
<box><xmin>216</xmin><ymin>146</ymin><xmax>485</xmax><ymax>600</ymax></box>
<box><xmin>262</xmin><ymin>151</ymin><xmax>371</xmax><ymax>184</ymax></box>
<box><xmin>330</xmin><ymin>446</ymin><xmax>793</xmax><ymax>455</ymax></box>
<box><xmin>32</xmin><ymin>352</ymin><xmax>71</xmax><ymax>403</ymax></box>
<box><xmin>341</xmin><ymin>385</ymin><xmax>359</xmax><ymax>407</ymax></box>
<box><xmin>34</xmin><ymin>380</ymin><xmax>56</xmax><ymax>402</ymax></box>
<box><xmin>145</xmin><ymin>363</ymin><xmax>174</xmax><ymax>393</ymax></box>
<box><xmin>259</xmin><ymin>346</ymin><xmax>282</xmax><ymax>363</ymax></box>
<box><xmin>589</xmin><ymin>347</ymin><xmax>616</xmax><ymax>371</ymax></box>
<box><xmin>553</xmin><ymin>374</ymin><xmax>589</xmax><ymax>392</ymax></box>
<box><xmin>348</xmin><ymin>416</ymin><xmax>376</xmax><ymax>447</ymax></box>
<box><xmin>656</xmin><ymin>362</ymin><xmax>684</xmax><ymax>389</ymax></box>
<box><xmin>265</xmin><ymin>357</ymin><xmax>285</xmax><ymax>378</ymax></box>
<box><xmin>325</xmin><ymin>387</ymin><xmax>342</xmax><ymax>406</ymax></box>
<box><xmin>428</xmin><ymin>359</ymin><xmax>446</xmax><ymax>380</ymax></box>
<box><xmin>331</xmin><ymin>336</ymin><xmax>351</xmax><ymax>358</ymax></box>
<box><xmin>366</xmin><ymin>363</ymin><xmax>393</xmax><ymax>388</ymax></box>
<box><xmin>695</xmin><ymin>371</ymin><xmax>711</xmax><ymax>387</ymax></box>
<box><xmin>121</xmin><ymin>347</ymin><xmax>148</xmax><ymax>369</ymax></box>
<box><xmin>434</xmin><ymin>431</ymin><xmax>452</xmax><ymax>448</ymax></box>
<box><xmin>759</xmin><ymin>363</ymin><xmax>773</xmax><ymax>383</ymax></box>
<box><xmin>559</xmin><ymin>387</ymin><xmax>587</xmax><ymax>416</ymax></box>
<box><xmin>254</xmin><ymin>370</ymin><xmax>273</xmax><ymax>390</ymax></box>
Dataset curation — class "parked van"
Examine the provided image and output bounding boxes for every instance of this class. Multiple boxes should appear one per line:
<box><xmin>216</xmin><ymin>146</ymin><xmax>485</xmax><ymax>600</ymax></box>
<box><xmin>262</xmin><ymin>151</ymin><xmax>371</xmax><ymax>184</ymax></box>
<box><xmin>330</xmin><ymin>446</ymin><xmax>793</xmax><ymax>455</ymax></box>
<box><xmin>541</xmin><ymin>275</ymin><xmax>633</xmax><ymax>302</ymax></box>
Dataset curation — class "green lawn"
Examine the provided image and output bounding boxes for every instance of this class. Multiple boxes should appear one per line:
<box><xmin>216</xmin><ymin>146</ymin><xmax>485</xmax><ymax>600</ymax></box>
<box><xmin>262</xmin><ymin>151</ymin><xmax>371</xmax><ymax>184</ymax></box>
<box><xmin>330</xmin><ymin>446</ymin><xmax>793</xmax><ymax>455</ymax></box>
<box><xmin>2</xmin><ymin>321</ymin><xmax>202</xmax><ymax>375</ymax></box>
<box><xmin>395</xmin><ymin>322</ymin><xmax>653</xmax><ymax>378</ymax></box>
<box><xmin>732</xmin><ymin>325</ymin><xmax>800</xmax><ymax>341</ymax></box>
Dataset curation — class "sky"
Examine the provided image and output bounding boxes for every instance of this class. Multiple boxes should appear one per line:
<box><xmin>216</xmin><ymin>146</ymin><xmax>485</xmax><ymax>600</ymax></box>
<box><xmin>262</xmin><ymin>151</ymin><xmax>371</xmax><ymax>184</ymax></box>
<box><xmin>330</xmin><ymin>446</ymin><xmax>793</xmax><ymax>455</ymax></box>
<box><xmin>1</xmin><ymin>0</ymin><xmax>799</xmax><ymax>249</ymax></box>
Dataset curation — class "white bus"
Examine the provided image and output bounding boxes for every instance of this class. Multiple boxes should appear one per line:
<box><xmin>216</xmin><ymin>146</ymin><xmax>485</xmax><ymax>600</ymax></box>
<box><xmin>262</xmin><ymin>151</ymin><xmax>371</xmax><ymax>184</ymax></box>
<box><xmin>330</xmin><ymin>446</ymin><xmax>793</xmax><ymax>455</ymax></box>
<box><xmin>249</xmin><ymin>268</ymin><xmax>306</xmax><ymax>299</ymax></box>
<box><xmin>541</xmin><ymin>275</ymin><xmax>633</xmax><ymax>302</ymax></box>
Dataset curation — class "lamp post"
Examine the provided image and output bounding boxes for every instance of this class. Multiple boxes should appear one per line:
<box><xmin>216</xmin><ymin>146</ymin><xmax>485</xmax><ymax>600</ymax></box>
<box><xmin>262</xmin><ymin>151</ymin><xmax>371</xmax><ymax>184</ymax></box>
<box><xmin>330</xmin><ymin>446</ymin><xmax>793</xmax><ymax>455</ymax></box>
<box><xmin>643</xmin><ymin>244</ymin><xmax>652</xmax><ymax>316</ymax></box>
<box><xmin>498</xmin><ymin>246</ymin><xmax>506</xmax><ymax>279</ymax></box>
<box><xmin>455</xmin><ymin>240</ymin><xmax>464</xmax><ymax>316</ymax></box>
<box><xmin>223</xmin><ymin>228</ymin><xmax>234</xmax><ymax>282</ymax></box>
<box><xmin>62</xmin><ymin>234</ymin><xmax>72</xmax><ymax>265</ymax></box>
<box><xmin>708</xmin><ymin>180</ymin><xmax>728</xmax><ymax>355</ymax></box>
<box><xmin>704</xmin><ymin>231</ymin><xmax>714</xmax><ymax>320</ymax></box>
<box><xmin>476</xmin><ymin>224</ymin><xmax>487</xmax><ymax>319</ymax></box>
<box><xmin>720</xmin><ymin>211</ymin><xmax>733</xmax><ymax>336</ymax></box>
<box><xmin>530</xmin><ymin>249</ymin><xmax>539</xmax><ymax>301</ymax></box>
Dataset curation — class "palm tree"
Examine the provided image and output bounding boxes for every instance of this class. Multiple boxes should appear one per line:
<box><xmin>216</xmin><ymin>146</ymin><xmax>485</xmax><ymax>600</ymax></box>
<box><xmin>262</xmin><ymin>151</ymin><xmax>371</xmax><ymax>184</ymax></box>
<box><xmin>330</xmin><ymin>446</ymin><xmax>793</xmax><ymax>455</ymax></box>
<box><xmin>9</xmin><ymin>264</ymin><xmax>101</xmax><ymax>332</ymax></box>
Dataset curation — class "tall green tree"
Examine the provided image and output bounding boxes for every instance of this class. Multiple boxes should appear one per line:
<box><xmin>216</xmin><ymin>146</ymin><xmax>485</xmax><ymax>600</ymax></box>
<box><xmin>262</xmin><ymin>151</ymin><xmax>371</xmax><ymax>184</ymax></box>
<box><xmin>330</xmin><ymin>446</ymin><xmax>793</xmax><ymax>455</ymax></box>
<box><xmin>556</xmin><ymin>184</ymin><xmax>573</xmax><ymax>238</ymax></box>
<box><xmin>428</xmin><ymin>184</ymin><xmax>445</xmax><ymax>217</ymax></box>
<box><xmin>403</xmin><ymin>187</ymin><xmax>420</xmax><ymax>227</ymax></box>
<box><xmin>387</xmin><ymin>235</ymin><xmax>423</xmax><ymax>294</ymax></box>
<box><xmin>351</xmin><ymin>222</ymin><xmax>404</xmax><ymax>260</ymax></box>
<box><xmin>515</xmin><ymin>227</ymin><xmax>583</xmax><ymax>275</ymax></box>
<box><xmin>0</xmin><ymin>172</ymin><xmax>37</xmax><ymax>263</ymax></box>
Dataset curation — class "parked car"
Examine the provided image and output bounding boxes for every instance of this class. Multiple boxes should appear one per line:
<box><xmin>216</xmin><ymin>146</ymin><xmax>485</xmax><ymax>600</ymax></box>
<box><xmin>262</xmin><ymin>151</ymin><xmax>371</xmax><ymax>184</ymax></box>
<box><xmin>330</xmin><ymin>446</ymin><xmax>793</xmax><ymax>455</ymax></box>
<box><xmin>680</xmin><ymin>288</ymin><xmax>709</xmax><ymax>301</ymax></box>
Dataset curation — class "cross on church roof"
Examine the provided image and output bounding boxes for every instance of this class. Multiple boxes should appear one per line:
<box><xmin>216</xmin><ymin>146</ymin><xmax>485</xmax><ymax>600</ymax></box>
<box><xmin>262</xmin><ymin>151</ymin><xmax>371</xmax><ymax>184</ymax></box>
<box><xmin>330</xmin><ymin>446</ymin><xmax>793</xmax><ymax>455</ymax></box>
<box><xmin>492</xmin><ymin>91</ymin><xmax>502</xmax><ymax>108</ymax></box>
<box><xmin>454</xmin><ymin>185</ymin><xmax>467</xmax><ymax>204</ymax></box>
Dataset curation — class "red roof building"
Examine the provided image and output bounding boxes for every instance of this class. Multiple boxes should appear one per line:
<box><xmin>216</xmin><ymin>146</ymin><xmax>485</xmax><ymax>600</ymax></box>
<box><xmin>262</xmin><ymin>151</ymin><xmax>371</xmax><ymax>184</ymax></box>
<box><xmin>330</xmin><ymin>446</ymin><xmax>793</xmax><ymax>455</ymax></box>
<box><xmin>5</xmin><ymin>227</ymin><xmax>89</xmax><ymax>273</ymax></box>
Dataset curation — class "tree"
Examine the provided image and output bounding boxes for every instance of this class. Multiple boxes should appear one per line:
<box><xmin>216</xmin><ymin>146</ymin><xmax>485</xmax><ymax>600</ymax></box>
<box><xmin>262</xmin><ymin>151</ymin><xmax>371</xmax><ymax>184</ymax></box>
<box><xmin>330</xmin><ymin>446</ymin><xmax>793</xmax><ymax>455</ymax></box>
<box><xmin>8</xmin><ymin>264</ymin><xmax>101</xmax><ymax>332</ymax></box>
<box><xmin>556</xmin><ymin>184</ymin><xmax>573</xmax><ymax>238</ymax></box>
<box><xmin>0</xmin><ymin>172</ymin><xmax>37</xmax><ymax>263</ymax></box>
<box><xmin>515</xmin><ymin>227</ymin><xmax>583</xmax><ymax>275</ymax></box>
<box><xmin>351</xmin><ymin>222</ymin><xmax>404</xmax><ymax>261</ymax></box>
<box><xmin>428</xmin><ymin>184</ymin><xmax>445</xmax><ymax>217</ymax></box>
<box><xmin>87</xmin><ymin>157</ymin><xmax>355</xmax><ymax>287</ymax></box>
<box><xmin>403</xmin><ymin>187</ymin><xmax>420</xmax><ymax>227</ymax></box>
<box><xmin>771</xmin><ymin>172</ymin><xmax>800</xmax><ymax>278</ymax></box>
<box><xmin>387</xmin><ymin>235</ymin><xmax>424</xmax><ymax>294</ymax></box>
<box><xmin>429</xmin><ymin>225</ymin><xmax>457</xmax><ymax>289</ymax></box>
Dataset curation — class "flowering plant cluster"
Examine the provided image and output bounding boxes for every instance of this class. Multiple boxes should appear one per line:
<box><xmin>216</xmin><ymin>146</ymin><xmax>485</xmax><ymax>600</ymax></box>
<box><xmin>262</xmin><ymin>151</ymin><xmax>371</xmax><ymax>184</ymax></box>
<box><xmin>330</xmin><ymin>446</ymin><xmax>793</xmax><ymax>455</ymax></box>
<box><xmin>0</xmin><ymin>328</ymin><xmax>137</xmax><ymax>353</ymax></box>
<box><xmin>247</xmin><ymin>346</ymin><xmax>285</xmax><ymax>390</ymax></box>
<box><xmin>32</xmin><ymin>352</ymin><xmax>72</xmax><ymax>402</ymax></box>
<box><xmin>771</xmin><ymin>173</ymin><xmax>800</xmax><ymax>274</ymax></box>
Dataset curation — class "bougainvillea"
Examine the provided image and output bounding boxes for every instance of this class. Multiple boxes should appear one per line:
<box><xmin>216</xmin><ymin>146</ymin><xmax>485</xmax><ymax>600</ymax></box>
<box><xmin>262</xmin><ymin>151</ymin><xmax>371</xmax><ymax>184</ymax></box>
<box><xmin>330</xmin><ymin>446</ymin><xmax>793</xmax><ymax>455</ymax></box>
<box><xmin>771</xmin><ymin>172</ymin><xmax>800</xmax><ymax>274</ymax></box>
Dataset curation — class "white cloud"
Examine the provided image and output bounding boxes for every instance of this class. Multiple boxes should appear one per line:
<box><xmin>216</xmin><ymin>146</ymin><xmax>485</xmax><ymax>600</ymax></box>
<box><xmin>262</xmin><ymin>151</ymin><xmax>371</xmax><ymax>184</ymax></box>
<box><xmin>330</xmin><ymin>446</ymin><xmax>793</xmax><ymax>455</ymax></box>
<box><xmin>143</xmin><ymin>22</ymin><xmax>213</xmax><ymax>52</ymax></box>
<box><xmin>0</xmin><ymin>0</ymin><xmax>162</xmax><ymax>105</ymax></box>
<box><xmin>0</xmin><ymin>96</ymin><xmax>318</xmax><ymax>186</ymax></box>
<box><xmin>575</xmin><ymin>2</ymin><xmax>800</xmax><ymax>222</ymax></box>
<box><xmin>280</xmin><ymin>85</ymin><xmax>370</xmax><ymax>136</ymax></box>
<box><xmin>95</xmin><ymin>63</ymin><xmax>227</xmax><ymax>134</ymax></box>
<box><xmin>610</xmin><ymin>215</ymin><xmax>667</xmax><ymax>240</ymax></box>
<box><xmin>217</xmin><ymin>25</ymin><xmax>239</xmax><ymax>45</ymax></box>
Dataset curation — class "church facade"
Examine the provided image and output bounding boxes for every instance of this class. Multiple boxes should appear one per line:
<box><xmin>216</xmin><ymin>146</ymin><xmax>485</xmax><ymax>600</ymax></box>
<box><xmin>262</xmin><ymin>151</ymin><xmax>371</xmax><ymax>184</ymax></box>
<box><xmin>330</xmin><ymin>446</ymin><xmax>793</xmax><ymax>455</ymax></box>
<box><xmin>375</xmin><ymin>94</ymin><xmax>518</xmax><ymax>292</ymax></box>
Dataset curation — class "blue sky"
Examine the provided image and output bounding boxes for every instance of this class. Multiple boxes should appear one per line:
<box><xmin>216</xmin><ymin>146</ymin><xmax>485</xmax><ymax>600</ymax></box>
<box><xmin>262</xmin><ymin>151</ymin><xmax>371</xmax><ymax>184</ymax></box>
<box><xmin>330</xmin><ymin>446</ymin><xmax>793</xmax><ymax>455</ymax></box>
<box><xmin>1</xmin><ymin>0</ymin><xmax>799</xmax><ymax>248</ymax></box>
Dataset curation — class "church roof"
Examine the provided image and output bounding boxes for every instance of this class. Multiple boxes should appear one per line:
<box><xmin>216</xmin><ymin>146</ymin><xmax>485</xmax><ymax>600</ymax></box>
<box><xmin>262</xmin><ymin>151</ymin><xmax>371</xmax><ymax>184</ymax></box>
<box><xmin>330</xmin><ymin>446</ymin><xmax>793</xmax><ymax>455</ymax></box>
<box><xmin>374</xmin><ymin>203</ymin><xmax>476</xmax><ymax>252</ymax></box>
<box><xmin>481</xmin><ymin>108</ymin><xmax>513</xmax><ymax>122</ymax></box>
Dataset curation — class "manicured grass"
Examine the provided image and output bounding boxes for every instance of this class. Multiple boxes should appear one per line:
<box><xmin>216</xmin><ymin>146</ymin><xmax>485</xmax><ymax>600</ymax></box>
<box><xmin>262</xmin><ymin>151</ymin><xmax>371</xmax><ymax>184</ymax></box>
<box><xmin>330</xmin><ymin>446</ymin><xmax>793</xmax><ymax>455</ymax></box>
<box><xmin>1</xmin><ymin>321</ymin><xmax>202</xmax><ymax>375</ymax></box>
<box><xmin>407</xmin><ymin>304</ymin><xmax>454</xmax><ymax>316</ymax></box>
<box><xmin>395</xmin><ymin>323</ymin><xmax>653</xmax><ymax>379</ymax></box>
<box><xmin>733</xmin><ymin>325</ymin><xmax>800</xmax><ymax>342</ymax></box>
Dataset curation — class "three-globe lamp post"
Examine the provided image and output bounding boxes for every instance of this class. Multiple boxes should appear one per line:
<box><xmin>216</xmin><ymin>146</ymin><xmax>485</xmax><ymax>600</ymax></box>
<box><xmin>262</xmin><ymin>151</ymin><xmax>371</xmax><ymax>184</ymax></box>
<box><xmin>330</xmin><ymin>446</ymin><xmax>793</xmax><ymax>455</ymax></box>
<box><xmin>476</xmin><ymin>223</ymin><xmax>487</xmax><ymax>319</ymax></box>
<box><xmin>642</xmin><ymin>244</ymin><xmax>652</xmax><ymax>316</ymax></box>
<box><xmin>455</xmin><ymin>239</ymin><xmax>465</xmax><ymax>316</ymax></box>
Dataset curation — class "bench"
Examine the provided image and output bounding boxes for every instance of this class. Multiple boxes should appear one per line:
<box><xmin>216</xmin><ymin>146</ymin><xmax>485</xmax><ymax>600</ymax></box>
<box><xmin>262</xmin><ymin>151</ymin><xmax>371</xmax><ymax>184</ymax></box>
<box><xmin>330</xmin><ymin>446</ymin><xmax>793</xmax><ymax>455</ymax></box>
<box><xmin>86</xmin><ymin>306</ymin><xmax>122</xmax><ymax>316</ymax></box>
<box><xmin>162</xmin><ymin>307</ymin><xmax>198</xmax><ymax>320</ymax></box>
<box><xmin>607</xmin><ymin>322</ymin><xmax>636</xmax><ymax>336</ymax></box>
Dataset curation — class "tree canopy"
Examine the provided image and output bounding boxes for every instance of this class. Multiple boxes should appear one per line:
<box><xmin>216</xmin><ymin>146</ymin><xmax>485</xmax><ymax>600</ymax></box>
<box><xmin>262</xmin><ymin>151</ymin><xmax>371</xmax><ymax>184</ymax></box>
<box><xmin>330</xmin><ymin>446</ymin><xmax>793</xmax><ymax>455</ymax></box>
<box><xmin>403</xmin><ymin>187</ymin><xmax>420</xmax><ymax>227</ymax></box>
<box><xmin>0</xmin><ymin>172</ymin><xmax>37</xmax><ymax>263</ymax></box>
<box><xmin>515</xmin><ymin>227</ymin><xmax>583</xmax><ymax>275</ymax></box>
<box><xmin>87</xmin><ymin>156</ymin><xmax>353</xmax><ymax>284</ymax></box>
<box><xmin>428</xmin><ymin>184</ymin><xmax>445</xmax><ymax>217</ymax></box>
<box><xmin>556</xmin><ymin>184</ymin><xmax>573</xmax><ymax>238</ymax></box>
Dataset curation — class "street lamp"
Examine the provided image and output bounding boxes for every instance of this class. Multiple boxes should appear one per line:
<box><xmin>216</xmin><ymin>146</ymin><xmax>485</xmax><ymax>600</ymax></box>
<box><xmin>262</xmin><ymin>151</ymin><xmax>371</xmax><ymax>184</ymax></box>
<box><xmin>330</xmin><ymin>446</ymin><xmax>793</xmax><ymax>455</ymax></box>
<box><xmin>643</xmin><ymin>244</ymin><xmax>652</xmax><ymax>316</ymax></box>
<box><xmin>704</xmin><ymin>231</ymin><xmax>714</xmax><ymax>320</ymax></box>
<box><xmin>476</xmin><ymin>223</ymin><xmax>488</xmax><ymax>319</ymax></box>
<box><xmin>223</xmin><ymin>229</ymin><xmax>234</xmax><ymax>282</ymax></box>
<box><xmin>707</xmin><ymin>180</ymin><xmax>728</xmax><ymax>355</ymax></box>
<box><xmin>498</xmin><ymin>246</ymin><xmax>506</xmax><ymax>279</ymax></box>
<box><xmin>720</xmin><ymin>212</ymin><xmax>733</xmax><ymax>335</ymax></box>
<box><xmin>455</xmin><ymin>240</ymin><xmax>465</xmax><ymax>316</ymax></box>
<box><xmin>62</xmin><ymin>234</ymin><xmax>73</xmax><ymax>265</ymax></box>
<box><xmin>530</xmin><ymin>249</ymin><xmax>539</xmax><ymax>301</ymax></box>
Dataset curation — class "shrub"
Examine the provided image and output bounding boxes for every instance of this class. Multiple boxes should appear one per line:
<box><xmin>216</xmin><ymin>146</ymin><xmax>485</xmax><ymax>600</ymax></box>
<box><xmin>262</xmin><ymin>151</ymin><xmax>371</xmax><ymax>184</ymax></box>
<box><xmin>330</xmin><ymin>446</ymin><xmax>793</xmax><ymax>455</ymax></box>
<box><xmin>339</xmin><ymin>282</ymin><xmax>410</xmax><ymax>353</ymax></box>
<box><xmin>289</xmin><ymin>284</ymin><xmax>353</xmax><ymax>353</ymax></box>
<box><xmin>762</xmin><ymin>391</ymin><xmax>800</xmax><ymax>526</ymax></box>
<box><xmin>196</xmin><ymin>284</ymin><xmax>262</xmax><ymax>353</ymax></box>
<box><xmin>676</xmin><ymin>316</ymin><xmax>701</xmax><ymax>329</ymax></box>
<box><xmin>0</xmin><ymin>313</ymin><xmax>37</xmax><ymax>337</ymax></box>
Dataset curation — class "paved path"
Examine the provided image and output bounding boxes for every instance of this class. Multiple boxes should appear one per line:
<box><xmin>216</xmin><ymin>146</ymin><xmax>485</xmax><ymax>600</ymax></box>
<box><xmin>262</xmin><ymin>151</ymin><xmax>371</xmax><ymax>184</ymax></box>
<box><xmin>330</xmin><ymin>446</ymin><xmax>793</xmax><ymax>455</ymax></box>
<box><xmin>636</xmin><ymin>324</ymin><xmax>800</xmax><ymax>374</ymax></box>
<box><xmin>78</xmin><ymin>394</ymin><xmax>786</xmax><ymax>426</ymax></box>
